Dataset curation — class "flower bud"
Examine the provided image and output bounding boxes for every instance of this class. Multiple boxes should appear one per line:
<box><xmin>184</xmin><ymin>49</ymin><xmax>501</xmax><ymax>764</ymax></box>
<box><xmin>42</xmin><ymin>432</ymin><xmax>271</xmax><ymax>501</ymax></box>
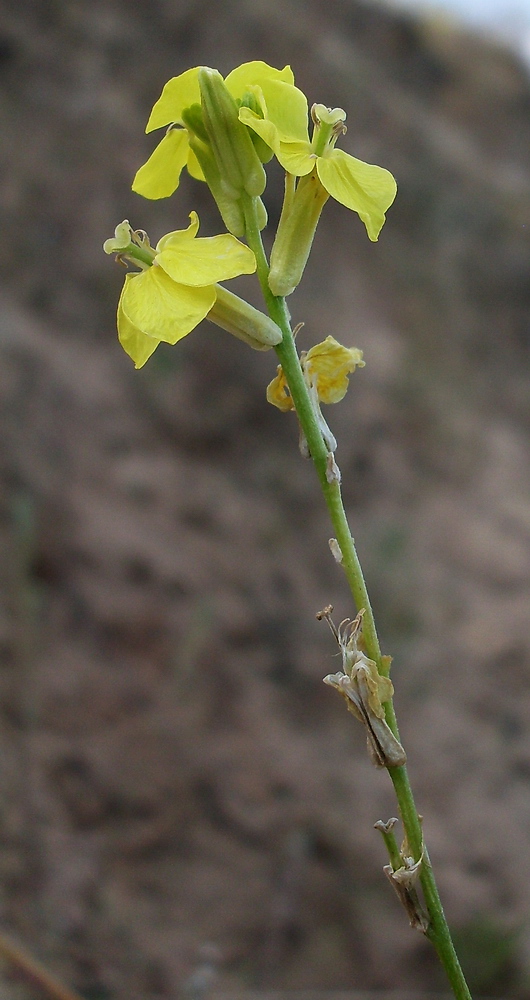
<box><xmin>187</xmin><ymin>132</ymin><xmax>246</xmax><ymax>238</ymax></box>
<box><xmin>180</xmin><ymin>103</ymin><xmax>210</xmax><ymax>145</ymax></box>
<box><xmin>268</xmin><ymin>170</ymin><xmax>329</xmax><ymax>297</ymax></box>
<box><xmin>198</xmin><ymin>67</ymin><xmax>266</xmax><ymax>199</ymax></box>
<box><xmin>208</xmin><ymin>285</ymin><xmax>282</xmax><ymax>350</ymax></box>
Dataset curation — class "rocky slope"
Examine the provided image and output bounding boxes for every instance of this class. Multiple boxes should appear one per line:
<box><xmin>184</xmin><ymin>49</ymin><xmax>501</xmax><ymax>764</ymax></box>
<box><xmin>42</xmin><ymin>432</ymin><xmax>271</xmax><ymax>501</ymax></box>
<box><xmin>0</xmin><ymin>0</ymin><xmax>529</xmax><ymax>996</ymax></box>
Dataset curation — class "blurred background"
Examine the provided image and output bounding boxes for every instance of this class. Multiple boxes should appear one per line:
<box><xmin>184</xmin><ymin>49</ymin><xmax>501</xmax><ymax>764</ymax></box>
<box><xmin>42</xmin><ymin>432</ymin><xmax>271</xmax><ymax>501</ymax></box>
<box><xmin>1</xmin><ymin>0</ymin><xmax>530</xmax><ymax>997</ymax></box>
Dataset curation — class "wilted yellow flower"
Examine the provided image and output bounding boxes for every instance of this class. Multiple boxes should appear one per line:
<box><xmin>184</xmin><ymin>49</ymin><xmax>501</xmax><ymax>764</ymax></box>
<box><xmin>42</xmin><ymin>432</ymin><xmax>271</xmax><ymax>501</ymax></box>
<box><xmin>266</xmin><ymin>335</ymin><xmax>365</xmax><ymax>411</ymax></box>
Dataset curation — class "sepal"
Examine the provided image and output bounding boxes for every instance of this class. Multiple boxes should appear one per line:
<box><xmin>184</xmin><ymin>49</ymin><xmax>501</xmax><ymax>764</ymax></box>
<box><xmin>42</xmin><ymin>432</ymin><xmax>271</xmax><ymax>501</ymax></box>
<box><xmin>208</xmin><ymin>286</ymin><xmax>282</xmax><ymax>350</ymax></box>
<box><xmin>268</xmin><ymin>171</ymin><xmax>329</xmax><ymax>297</ymax></box>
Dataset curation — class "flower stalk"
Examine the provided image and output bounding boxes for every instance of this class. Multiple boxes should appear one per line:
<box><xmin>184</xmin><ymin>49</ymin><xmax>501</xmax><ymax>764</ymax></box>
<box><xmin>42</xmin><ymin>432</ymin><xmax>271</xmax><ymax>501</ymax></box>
<box><xmin>241</xmin><ymin>192</ymin><xmax>472</xmax><ymax>1000</ymax></box>
<box><xmin>106</xmin><ymin>60</ymin><xmax>473</xmax><ymax>1000</ymax></box>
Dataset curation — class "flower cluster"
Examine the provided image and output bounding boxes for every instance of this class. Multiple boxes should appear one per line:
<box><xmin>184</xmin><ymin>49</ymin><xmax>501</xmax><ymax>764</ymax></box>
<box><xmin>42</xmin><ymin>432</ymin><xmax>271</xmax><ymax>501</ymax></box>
<box><xmin>132</xmin><ymin>62</ymin><xmax>292</xmax><ymax>203</ymax></box>
<box><xmin>104</xmin><ymin>60</ymin><xmax>396</xmax><ymax>378</ymax></box>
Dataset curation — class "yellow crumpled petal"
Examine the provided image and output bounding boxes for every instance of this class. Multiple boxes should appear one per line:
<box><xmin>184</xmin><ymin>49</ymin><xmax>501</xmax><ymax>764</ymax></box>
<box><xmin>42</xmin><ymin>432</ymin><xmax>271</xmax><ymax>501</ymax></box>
<box><xmin>266</xmin><ymin>365</ymin><xmax>294</xmax><ymax>411</ymax></box>
<box><xmin>266</xmin><ymin>335</ymin><xmax>365</xmax><ymax>411</ymax></box>
<box><xmin>303</xmin><ymin>335</ymin><xmax>365</xmax><ymax>403</ymax></box>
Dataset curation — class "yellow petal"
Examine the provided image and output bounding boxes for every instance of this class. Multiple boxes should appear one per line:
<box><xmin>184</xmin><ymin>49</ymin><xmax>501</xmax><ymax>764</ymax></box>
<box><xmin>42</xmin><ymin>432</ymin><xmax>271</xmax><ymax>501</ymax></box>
<box><xmin>239</xmin><ymin>108</ymin><xmax>313</xmax><ymax>175</ymax></box>
<box><xmin>276</xmin><ymin>141</ymin><xmax>315</xmax><ymax>176</ymax></box>
<box><xmin>156</xmin><ymin>211</ymin><xmax>200</xmax><ymax>251</ymax></box>
<box><xmin>145</xmin><ymin>67</ymin><xmax>201</xmax><ymax>132</ymax></box>
<box><xmin>266</xmin><ymin>366</ymin><xmax>295</xmax><ymax>411</ymax></box>
<box><xmin>132</xmin><ymin>129</ymin><xmax>189</xmax><ymax>199</ymax></box>
<box><xmin>120</xmin><ymin>269</ymin><xmax>216</xmax><ymax>345</ymax></box>
<box><xmin>157</xmin><ymin>233</ymin><xmax>256</xmax><ymax>286</ymax></box>
<box><xmin>238</xmin><ymin>108</ymin><xmax>280</xmax><ymax>153</ymax></box>
<box><xmin>117</xmin><ymin>283</ymin><xmax>160</xmax><ymax>368</ymax></box>
<box><xmin>303</xmin><ymin>335</ymin><xmax>365</xmax><ymax>404</ymax></box>
<box><xmin>225</xmin><ymin>61</ymin><xmax>294</xmax><ymax>96</ymax></box>
<box><xmin>187</xmin><ymin>146</ymin><xmax>205</xmax><ymax>181</ymax></box>
<box><xmin>257</xmin><ymin>80</ymin><xmax>309</xmax><ymax>142</ymax></box>
<box><xmin>316</xmin><ymin>148</ymin><xmax>397</xmax><ymax>241</ymax></box>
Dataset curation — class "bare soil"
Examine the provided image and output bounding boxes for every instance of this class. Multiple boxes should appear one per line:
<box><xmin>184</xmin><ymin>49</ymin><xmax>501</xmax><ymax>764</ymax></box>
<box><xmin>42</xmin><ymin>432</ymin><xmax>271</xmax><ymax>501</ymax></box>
<box><xmin>1</xmin><ymin>1</ymin><xmax>530</xmax><ymax>997</ymax></box>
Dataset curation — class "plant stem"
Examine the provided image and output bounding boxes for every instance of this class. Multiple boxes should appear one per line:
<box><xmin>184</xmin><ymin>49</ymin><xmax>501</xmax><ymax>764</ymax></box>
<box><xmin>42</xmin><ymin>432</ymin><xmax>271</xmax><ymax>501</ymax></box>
<box><xmin>241</xmin><ymin>193</ymin><xmax>472</xmax><ymax>1000</ymax></box>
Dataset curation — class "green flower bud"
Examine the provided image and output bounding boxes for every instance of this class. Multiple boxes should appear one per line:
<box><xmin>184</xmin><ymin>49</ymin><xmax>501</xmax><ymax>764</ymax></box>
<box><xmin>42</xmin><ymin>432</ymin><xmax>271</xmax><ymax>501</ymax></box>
<box><xmin>238</xmin><ymin>91</ymin><xmax>262</xmax><ymax>116</ymax></box>
<box><xmin>268</xmin><ymin>170</ymin><xmax>329</xmax><ymax>297</ymax></box>
<box><xmin>181</xmin><ymin>103</ymin><xmax>210</xmax><ymax>145</ymax></box>
<box><xmin>187</xmin><ymin>133</ymin><xmax>246</xmax><ymax>238</ymax></box>
<box><xmin>208</xmin><ymin>285</ymin><xmax>282</xmax><ymax>350</ymax></box>
<box><xmin>198</xmin><ymin>67</ymin><xmax>266</xmax><ymax>199</ymax></box>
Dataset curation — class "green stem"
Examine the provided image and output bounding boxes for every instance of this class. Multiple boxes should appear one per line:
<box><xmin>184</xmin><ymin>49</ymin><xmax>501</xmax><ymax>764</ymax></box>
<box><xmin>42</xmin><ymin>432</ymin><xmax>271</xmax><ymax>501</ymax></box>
<box><xmin>241</xmin><ymin>193</ymin><xmax>472</xmax><ymax>1000</ymax></box>
<box><xmin>124</xmin><ymin>242</ymin><xmax>154</xmax><ymax>268</ymax></box>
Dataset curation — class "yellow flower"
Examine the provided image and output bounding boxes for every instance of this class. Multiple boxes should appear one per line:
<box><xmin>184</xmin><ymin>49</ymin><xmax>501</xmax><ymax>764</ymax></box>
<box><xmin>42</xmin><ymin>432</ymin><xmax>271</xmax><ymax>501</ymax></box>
<box><xmin>239</xmin><ymin>99</ymin><xmax>397</xmax><ymax>241</ymax></box>
<box><xmin>104</xmin><ymin>213</ymin><xmax>258</xmax><ymax>367</ymax></box>
<box><xmin>267</xmin><ymin>335</ymin><xmax>365</xmax><ymax>411</ymax></box>
<box><xmin>132</xmin><ymin>61</ymin><xmax>296</xmax><ymax>200</ymax></box>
